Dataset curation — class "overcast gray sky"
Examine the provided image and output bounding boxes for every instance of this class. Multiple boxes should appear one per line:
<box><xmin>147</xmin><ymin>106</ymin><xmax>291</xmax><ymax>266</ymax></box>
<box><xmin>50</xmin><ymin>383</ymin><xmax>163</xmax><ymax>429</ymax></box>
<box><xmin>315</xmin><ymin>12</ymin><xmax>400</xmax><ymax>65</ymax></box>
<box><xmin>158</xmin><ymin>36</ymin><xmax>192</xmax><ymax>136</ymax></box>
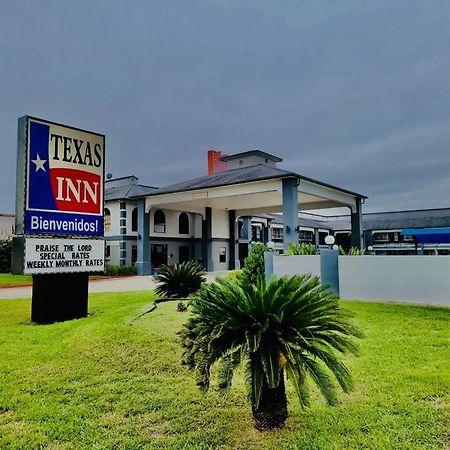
<box><xmin>1</xmin><ymin>0</ymin><xmax>450</xmax><ymax>213</ymax></box>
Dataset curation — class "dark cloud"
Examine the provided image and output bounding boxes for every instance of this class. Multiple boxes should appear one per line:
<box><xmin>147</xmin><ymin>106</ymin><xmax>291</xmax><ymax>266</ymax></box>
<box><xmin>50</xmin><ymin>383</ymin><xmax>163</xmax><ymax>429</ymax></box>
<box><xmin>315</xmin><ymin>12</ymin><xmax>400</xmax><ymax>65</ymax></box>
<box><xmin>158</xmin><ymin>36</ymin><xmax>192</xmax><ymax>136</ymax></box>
<box><xmin>1</xmin><ymin>0</ymin><xmax>450</xmax><ymax>213</ymax></box>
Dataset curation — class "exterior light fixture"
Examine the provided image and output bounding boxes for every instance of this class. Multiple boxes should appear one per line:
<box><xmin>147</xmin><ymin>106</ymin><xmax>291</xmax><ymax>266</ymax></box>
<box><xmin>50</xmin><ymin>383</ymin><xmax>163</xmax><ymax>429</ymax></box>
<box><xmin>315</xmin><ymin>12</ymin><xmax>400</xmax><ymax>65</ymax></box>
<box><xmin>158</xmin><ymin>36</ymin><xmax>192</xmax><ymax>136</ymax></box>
<box><xmin>324</xmin><ymin>235</ymin><xmax>335</xmax><ymax>245</ymax></box>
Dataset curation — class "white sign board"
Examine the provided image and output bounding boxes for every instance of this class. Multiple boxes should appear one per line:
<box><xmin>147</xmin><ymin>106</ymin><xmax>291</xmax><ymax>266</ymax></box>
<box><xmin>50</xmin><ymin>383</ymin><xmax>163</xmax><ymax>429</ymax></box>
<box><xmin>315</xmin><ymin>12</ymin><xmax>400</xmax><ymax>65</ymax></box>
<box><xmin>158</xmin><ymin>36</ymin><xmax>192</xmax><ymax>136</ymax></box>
<box><xmin>24</xmin><ymin>238</ymin><xmax>104</xmax><ymax>274</ymax></box>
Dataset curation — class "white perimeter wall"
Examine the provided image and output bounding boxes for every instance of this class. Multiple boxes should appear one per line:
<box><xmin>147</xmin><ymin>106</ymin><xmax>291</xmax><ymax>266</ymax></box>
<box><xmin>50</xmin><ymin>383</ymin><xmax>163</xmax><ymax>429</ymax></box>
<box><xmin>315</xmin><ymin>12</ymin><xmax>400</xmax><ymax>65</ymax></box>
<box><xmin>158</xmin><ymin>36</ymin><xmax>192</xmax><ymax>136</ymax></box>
<box><xmin>273</xmin><ymin>255</ymin><xmax>321</xmax><ymax>278</ymax></box>
<box><xmin>339</xmin><ymin>256</ymin><xmax>450</xmax><ymax>306</ymax></box>
<box><xmin>0</xmin><ymin>215</ymin><xmax>14</xmax><ymax>240</ymax></box>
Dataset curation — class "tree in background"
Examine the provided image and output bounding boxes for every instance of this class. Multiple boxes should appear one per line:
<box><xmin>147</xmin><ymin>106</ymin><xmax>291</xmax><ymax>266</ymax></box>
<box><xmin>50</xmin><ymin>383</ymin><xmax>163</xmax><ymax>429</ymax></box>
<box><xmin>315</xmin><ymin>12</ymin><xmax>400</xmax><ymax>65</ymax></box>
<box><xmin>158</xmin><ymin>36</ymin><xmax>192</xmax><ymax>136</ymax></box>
<box><xmin>0</xmin><ymin>240</ymin><xmax>12</xmax><ymax>273</ymax></box>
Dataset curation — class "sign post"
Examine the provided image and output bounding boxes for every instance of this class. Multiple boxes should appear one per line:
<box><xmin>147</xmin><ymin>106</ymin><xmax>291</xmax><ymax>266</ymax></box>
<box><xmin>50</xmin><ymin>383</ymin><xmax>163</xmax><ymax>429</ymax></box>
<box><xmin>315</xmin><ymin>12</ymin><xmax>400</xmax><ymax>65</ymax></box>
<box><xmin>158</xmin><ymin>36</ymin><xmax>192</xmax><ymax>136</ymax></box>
<box><xmin>12</xmin><ymin>116</ymin><xmax>105</xmax><ymax>323</ymax></box>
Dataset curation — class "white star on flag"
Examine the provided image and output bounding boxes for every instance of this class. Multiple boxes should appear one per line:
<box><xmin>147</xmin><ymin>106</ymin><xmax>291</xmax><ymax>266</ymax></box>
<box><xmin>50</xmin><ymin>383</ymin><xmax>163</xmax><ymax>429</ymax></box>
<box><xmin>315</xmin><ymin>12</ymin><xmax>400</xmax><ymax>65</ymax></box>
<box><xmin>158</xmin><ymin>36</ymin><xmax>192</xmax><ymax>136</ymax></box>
<box><xmin>31</xmin><ymin>154</ymin><xmax>47</xmax><ymax>172</ymax></box>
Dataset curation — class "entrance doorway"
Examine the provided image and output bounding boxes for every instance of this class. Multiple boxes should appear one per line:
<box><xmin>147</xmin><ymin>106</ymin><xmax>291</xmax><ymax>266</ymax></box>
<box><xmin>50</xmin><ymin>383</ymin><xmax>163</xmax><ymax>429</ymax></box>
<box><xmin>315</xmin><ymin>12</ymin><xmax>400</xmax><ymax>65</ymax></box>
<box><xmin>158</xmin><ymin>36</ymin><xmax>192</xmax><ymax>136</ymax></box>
<box><xmin>151</xmin><ymin>244</ymin><xmax>167</xmax><ymax>269</ymax></box>
<box><xmin>179</xmin><ymin>245</ymin><xmax>190</xmax><ymax>264</ymax></box>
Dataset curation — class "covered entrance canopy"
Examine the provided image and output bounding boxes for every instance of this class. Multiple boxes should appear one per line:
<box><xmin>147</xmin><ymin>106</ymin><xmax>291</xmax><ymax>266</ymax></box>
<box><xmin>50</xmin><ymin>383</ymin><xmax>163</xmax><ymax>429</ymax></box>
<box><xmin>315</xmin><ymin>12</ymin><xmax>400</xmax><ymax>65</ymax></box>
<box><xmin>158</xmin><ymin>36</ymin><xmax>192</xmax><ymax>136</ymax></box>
<box><xmin>131</xmin><ymin>152</ymin><xmax>367</xmax><ymax>274</ymax></box>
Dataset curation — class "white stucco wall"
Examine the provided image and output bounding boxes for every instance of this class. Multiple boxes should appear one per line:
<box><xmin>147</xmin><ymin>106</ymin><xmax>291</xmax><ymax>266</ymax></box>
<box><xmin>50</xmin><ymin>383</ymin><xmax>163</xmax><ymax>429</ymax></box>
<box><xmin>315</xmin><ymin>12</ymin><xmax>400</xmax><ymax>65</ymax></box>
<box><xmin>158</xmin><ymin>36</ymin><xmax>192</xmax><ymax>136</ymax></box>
<box><xmin>193</xmin><ymin>214</ymin><xmax>202</xmax><ymax>238</ymax></box>
<box><xmin>105</xmin><ymin>201</ymin><xmax>120</xmax><ymax>235</ymax></box>
<box><xmin>273</xmin><ymin>255</ymin><xmax>321</xmax><ymax>278</ymax></box>
<box><xmin>125</xmin><ymin>202</ymin><xmax>138</xmax><ymax>236</ymax></box>
<box><xmin>212</xmin><ymin>241</ymin><xmax>230</xmax><ymax>271</ymax></box>
<box><xmin>339</xmin><ymin>256</ymin><xmax>450</xmax><ymax>305</ymax></box>
<box><xmin>212</xmin><ymin>209</ymin><xmax>229</xmax><ymax>238</ymax></box>
<box><xmin>104</xmin><ymin>198</ymin><xmax>230</xmax><ymax>267</ymax></box>
<box><xmin>150</xmin><ymin>209</ymin><xmax>199</xmax><ymax>238</ymax></box>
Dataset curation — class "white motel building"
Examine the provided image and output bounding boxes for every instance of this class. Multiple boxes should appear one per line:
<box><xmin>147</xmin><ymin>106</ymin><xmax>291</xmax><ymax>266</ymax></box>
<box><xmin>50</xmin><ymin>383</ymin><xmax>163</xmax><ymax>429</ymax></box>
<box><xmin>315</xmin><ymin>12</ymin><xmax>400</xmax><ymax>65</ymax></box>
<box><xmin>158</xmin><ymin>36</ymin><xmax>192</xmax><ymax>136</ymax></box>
<box><xmin>104</xmin><ymin>150</ymin><xmax>367</xmax><ymax>274</ymax></box>
<box><xmin>103</xmin><ymin>149</ymin><xmax>450</xmax><ymax>274</ymax></box>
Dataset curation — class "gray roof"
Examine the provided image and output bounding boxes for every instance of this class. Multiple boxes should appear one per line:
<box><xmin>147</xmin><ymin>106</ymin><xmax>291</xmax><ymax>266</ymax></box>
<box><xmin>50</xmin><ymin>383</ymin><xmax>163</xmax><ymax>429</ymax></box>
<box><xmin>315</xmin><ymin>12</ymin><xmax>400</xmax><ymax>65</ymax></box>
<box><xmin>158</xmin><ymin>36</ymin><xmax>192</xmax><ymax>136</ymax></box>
<box><xmin>219</xmin><ymin>150</ymin><xmax>283</xmax><ymax>163</ymax></box>
<box><xmin>264</xmin><ymin>213</ymin><xmax>330</xmax><ymax>230</ymax></box>
<box><xmin>362</xmin><ymin>208</ymin><xmax>450</xmax><ymax>231</ymax></box>
<box><xmin>105</xmin><ymin>182</ymin><xmax>158</xmax><ymax>201</ymax></box>
<box><xmin>314</xmin><ymin>208</ymin><xmax>450</xmax><ymax>232</ymax></box>
<box><xmin>131</xmin><ymin>164</ymin><xmax>366</xmax><ymax>199</ymax></box>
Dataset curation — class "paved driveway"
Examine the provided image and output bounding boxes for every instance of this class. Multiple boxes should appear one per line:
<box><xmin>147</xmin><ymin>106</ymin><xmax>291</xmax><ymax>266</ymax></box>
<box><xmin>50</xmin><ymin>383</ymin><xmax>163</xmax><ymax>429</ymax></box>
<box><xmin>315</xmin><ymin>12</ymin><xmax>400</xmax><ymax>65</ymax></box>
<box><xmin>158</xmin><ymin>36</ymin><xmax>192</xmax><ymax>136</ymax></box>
<box><xmin>0</xmin><ymin>271</ymin><xmax>230</xmax><ymax>299</ymax></box>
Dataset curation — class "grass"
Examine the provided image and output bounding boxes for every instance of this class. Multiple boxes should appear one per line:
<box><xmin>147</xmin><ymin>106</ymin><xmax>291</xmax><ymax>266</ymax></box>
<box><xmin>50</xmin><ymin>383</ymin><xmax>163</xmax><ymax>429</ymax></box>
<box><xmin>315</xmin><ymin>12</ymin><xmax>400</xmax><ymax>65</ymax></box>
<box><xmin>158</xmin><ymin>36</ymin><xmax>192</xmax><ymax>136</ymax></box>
<box><xmin>0</xmin><ymin>293</ymin><xmax>449</xmax><ymax>449</ymax></box>
<box><xmin>0</xmin><ymin>273</ymin><xmax>132</xmax><ymax>287</ymax></box>
<box><xmin>0</xmin><ymin>273</ymin><xmax>33</xmax><ymax>286</ymax></box>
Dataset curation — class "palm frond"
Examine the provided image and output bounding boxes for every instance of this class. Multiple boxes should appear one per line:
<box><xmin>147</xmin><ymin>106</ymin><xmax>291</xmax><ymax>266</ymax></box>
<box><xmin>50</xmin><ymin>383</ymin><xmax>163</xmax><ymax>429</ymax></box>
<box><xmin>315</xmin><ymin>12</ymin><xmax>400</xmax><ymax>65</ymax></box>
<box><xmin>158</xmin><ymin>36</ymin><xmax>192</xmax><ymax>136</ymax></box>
<box><xmin>217</xmin><ymin>349</ymin><xmax>241</xmax><ymax>393</ymax></box>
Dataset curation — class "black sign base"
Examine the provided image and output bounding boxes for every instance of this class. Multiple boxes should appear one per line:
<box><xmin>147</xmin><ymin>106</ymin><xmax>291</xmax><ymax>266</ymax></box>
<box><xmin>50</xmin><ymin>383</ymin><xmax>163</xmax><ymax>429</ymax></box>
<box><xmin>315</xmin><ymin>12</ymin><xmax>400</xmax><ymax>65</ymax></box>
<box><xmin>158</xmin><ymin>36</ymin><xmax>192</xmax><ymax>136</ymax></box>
<box><xmin>31</xmin><ymin>273</ymin><xmax>89</xmax><ymax>324</ymax></box>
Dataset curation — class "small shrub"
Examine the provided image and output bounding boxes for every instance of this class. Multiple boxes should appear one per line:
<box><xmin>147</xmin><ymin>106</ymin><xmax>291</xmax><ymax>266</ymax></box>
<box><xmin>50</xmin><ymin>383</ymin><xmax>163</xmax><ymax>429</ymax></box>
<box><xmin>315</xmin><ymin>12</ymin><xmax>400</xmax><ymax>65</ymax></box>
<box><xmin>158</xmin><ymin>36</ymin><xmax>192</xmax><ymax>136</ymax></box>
<box><xmin>286</xmin><ymin>243</ymin><xmax>317</xmax><ymax>255</ymax></box>
<box><xmin>104</xmin><ymin>264</ymin><xmax>137</xmax><ymax>276</ymax></box>
<box><xmin>154</xmin><ymin>260</ymin><xmax>206</xmax><ymax>299</ymax></box>
<box><xmin>119</xmin><ymin>264</ymin><xmax>137</xmax><ymax>275</ymax></box>
<box><xmin>225</xmin><ymin>270</ymin><xmax>243</xmax><ymax>283</ymax></box>
<box><xmin>347</xmin><ymin>247</ymin><xmax>362</xmax><ymax>256</ymax></box>
<box><xmin>0</xmin><ymin>240</ymin><xmax>12</xmax><ymax>273</ymax></box>
<box><xmin>241</xmin><ymin>243</ymin><xmax>268</xmax><ymax>285</ymax></box>
<box><xmin>338</xmin><ymin>245</ymin><xmax>346</xmax><ymax>256</ymax></box>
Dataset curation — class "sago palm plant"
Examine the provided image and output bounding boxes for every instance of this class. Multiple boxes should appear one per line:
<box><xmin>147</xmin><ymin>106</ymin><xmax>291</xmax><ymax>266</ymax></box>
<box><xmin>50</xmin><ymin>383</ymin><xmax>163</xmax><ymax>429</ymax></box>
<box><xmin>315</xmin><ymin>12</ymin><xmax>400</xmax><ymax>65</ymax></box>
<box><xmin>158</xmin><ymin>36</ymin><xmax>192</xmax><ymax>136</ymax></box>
<box><xmin>154</xmin><ymin>260</ymin><xmax>206</xmax><ymax>299</ymax></box>
<box><xmin>180</xmin><ymin>274</ymin><xmax>363</xmax><ymax>431</ymax></box>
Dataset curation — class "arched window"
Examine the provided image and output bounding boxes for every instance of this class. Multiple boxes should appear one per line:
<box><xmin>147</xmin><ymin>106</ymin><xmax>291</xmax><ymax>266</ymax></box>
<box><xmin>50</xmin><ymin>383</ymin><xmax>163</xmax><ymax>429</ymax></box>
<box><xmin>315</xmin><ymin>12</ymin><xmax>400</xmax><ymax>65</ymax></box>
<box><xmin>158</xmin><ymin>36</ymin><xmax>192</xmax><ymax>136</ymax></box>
<box><xmin>178</xmin><ymin>212</ymin><xmax>189</xmax><ymax>235</ymax></box>
<box><xmin>154</xmin><ymin>210</ymin><xmax>166</xmax><ymax>233</ymax></box>
<box><xmin>131</xmin><ymin>207</ymin><xmax>138</xmax><ymax>232</ymax></box>
<box><xmin>104</xmin><ymin>208</ymin><xmax>111</xmax><ymax>233</ymax></box>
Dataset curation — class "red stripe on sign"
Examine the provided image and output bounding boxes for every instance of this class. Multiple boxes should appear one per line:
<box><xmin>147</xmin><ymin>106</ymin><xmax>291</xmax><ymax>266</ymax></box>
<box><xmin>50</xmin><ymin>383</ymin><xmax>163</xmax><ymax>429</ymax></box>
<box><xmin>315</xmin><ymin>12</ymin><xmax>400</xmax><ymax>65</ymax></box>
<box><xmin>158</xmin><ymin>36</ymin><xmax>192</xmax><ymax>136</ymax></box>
<box><xmin>50</xmin><ymin>168</ymin><xmax>102</xmax><ymax>214</ymax></box>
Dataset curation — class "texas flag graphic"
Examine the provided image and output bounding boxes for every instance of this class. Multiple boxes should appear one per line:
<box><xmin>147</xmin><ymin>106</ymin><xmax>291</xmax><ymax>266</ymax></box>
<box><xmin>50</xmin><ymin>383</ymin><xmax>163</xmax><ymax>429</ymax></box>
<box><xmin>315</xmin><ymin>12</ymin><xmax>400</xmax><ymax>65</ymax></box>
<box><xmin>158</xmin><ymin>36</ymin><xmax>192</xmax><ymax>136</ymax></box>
<box><xmin>24</xmin><ymin>119</ymin><xmax>105</xmax><ymax>237</ymax></box>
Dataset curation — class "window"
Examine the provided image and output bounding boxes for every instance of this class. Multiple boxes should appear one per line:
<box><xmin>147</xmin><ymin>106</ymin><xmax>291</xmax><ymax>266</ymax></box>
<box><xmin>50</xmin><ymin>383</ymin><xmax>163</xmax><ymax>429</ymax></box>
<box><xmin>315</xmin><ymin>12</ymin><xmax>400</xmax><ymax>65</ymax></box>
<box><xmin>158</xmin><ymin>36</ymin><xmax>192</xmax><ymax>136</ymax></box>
<box><xmin>252</xmin><ymin>225</ymin><xmax>262</xmax><ymax>241</ymax></box>
<box><xmin>299</xmin><ymin>230</ymin><xmax>313</xmax><ymax>243</ymax></box>
<box><xmin>131</xmin><ymin>207</ymin><xmax>138</xmax><ymax>232</ymax></box>
<box><xmin>119</xmin><ymin>203</ymin><xmax>127</xmax><ymax>235</ymax></box>
<box><xmin>154</xmin><ymin>210</ymin><xmax>166</xmax><ymax>233</ymax></box>
<box><xmin>131</xmin><ymin>245</ymin><xmax>137</xmax><ymax>265</ymax></box>
<box><xmin>120</xmin><ymin>241</ymin><xmax>126</xmax><ymax>265</ymax></box>
<box><xmin>178</xmin><ymin>212</ymin><xmax>189</xmax><ymax>234</ymax></box>
<box><xmin>238</xmin><ymin>221</ymin><xmax>244</xmax><ymax>239</ymax></box>
<box><xmin>104</xmin><ymin>208</ymin><xmax>111</xmax><ymax>233</ymax></box>
<box><xmin>372</xmin><ymin>232</ymin><xmax>389</xmax><ymax>243</ymax></box>
<box><xmin>272</xmin><ymin>227</ymin><xmax>283</xmax><ymax>241</ymax></box>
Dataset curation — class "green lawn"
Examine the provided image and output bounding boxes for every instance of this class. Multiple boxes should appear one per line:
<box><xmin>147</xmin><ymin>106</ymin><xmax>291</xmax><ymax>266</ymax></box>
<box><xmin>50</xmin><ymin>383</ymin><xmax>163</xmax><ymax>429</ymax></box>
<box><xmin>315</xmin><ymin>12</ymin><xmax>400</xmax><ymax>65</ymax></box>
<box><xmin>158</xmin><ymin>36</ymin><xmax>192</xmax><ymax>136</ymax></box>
<box><xmin>0</xmin><ymin>273</ymin><xmax>128</xmax><ymax>287</ymax></box>
<box><xmin>0</xmin><ymin>293</ymin><xmax>449</xmax><ymax>450</ymax></box>
<box><xmin>0</xmin><ymin>273</ymin><xmax>32</xmax><ymax>286</ymax></box>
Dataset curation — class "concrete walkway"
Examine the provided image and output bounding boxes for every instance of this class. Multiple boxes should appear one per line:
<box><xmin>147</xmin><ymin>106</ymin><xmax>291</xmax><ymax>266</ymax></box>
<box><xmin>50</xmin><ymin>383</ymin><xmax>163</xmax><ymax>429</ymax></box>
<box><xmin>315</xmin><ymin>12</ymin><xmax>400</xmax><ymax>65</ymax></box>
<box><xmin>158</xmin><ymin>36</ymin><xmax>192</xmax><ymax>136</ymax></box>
<box><xmin>0</xmin><ymin>271</ymin><xmax>230</xmax><ymax>299</ymax></box>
